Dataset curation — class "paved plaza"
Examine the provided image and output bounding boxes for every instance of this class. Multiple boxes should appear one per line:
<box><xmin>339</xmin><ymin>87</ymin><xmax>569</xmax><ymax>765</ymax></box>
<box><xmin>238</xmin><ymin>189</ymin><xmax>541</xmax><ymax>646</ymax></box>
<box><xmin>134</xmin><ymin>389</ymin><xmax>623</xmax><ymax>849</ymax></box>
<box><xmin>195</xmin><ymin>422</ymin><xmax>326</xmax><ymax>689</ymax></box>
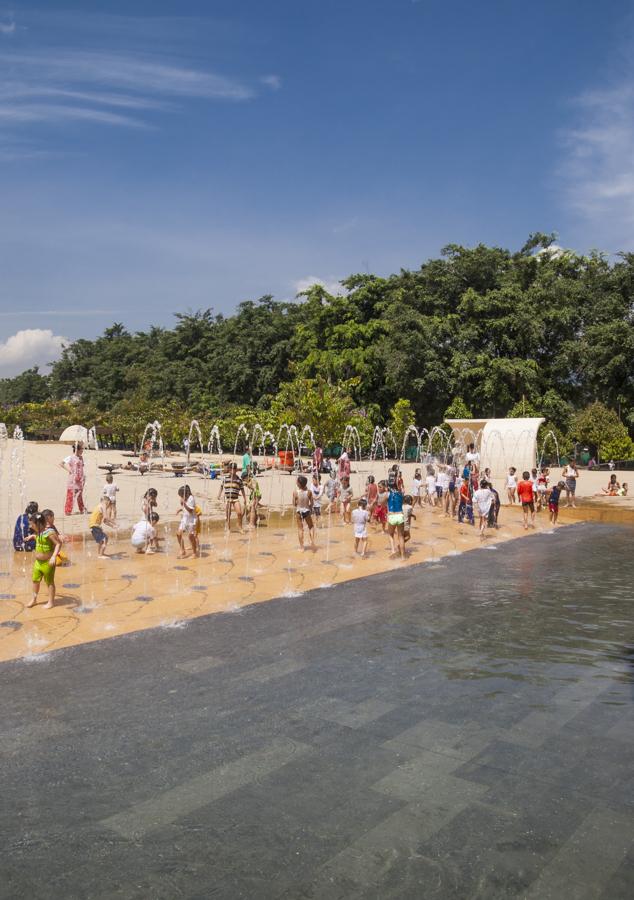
<box><xmin>2</xmin><ymin>523</ymin><xmax>634</xmax><ymax>898</ymax></box>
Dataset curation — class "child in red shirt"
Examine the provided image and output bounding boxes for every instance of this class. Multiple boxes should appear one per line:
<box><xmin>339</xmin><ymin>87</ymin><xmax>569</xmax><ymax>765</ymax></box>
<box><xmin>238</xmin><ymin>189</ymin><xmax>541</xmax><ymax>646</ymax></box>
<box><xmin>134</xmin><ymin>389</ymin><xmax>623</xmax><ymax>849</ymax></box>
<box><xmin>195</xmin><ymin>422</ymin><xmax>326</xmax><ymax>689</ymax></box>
<box><xmin>517</xmin><ymin>471</ymin><xmax>536</xmax><ymax>530</ymax></box>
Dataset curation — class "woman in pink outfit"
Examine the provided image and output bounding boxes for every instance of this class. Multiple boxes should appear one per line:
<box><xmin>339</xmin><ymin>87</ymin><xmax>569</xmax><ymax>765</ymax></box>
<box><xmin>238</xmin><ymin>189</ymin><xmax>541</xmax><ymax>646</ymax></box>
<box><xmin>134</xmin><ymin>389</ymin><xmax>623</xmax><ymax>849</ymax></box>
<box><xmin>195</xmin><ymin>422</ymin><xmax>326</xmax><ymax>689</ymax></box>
<box><xmin>61</xmin><ymin>442</ymin><xmax>86</xmax><ymax>515</ymax></box>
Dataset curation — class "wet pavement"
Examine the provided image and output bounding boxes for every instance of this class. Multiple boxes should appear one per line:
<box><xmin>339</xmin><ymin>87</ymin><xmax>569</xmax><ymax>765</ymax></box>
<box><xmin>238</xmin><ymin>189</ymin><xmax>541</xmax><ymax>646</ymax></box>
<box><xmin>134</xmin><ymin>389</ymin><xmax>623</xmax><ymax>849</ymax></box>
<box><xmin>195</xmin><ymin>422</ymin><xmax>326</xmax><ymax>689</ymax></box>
<box><xmin>1</xmin><ymin>522</ymin><xmax>634</xmax><ymax>899</ymax></box>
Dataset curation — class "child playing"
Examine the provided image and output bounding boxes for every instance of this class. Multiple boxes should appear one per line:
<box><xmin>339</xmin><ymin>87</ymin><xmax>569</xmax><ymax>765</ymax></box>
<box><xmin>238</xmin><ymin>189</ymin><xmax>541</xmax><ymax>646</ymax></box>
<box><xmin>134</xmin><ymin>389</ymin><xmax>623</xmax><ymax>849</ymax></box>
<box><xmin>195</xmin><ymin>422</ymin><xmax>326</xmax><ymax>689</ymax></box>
<box><xmin>548</xmin><ymin>480</ymin><xmax>564</xmax><ymax>525</ymax></box>
<box><xmin>310</xmin><ymin>473</ymin><xmax>323</xmax><ymax>527</ymax></box>
<box><xmin>13</xmin><ymin>501</ymin><xmax>38</xmax><ymax>551</ymax></box>
<box><xmin>365</xmin><ymin>475</ymin><xmax>379</xmax><ymax>517</ymax></box>
<box><xmin>426</xmin><ymin>468</ymin><xmax>437</xmax><ymax>507</ymax></box>
<box><xmin>176</xmin><ymin>484</ymin><xmax>199</xmax><ymax>558</ymax></box>
<box><xmin>142</xmin><ymin>487</ymin><xmax>158</xmax><ymax>521</ymax></box>
<box><xmin>41</xmin><ymin>509</ymin><xmax>69</xmax><ymax>566</ymax></box>
<box><xmin>246</xmin><ymin>476</ymin><xmax>262</xmax><ymax>528</ymax></box>
<box><xmin>339</xmin><ymin>475</ymin><xmax>353</xmax><ymax>524</ymax></box>
<box><xmin>402</xmin><ymin>494</ymin><xmax>416</xmax><ymax>545</ymax></box>
<box><xmin>517</xmin><ymin>471</ymin><xmax>536</xmax><ymax>530</ymax></box>
<box><xmin>458</xmin><ymin>477</ymin><xmax>474</xmax><ymax>525</ymax></box>
<box><xmin>373</xmin><ymin>480</ymin><xmax>388</xmax><ymax>531</ymax></box>
<box><xmin>473</xmin><ymin>480</ymin><xmax>494</xmax><ymax>536</ymax></box>
<box><xmin>506</xmin><ymin>467</ymin><xmax>517</xmax><ymax>504</ymax></box>
<box><xmin>324</xmin><ymin>470</ymin><xmax>340</xmax><ymax>516</ymax></box>
<box><xmin>535</xmin><ymin>468</ymin><xmax>549</xmax><ymax>511</ymax></box>
<box><xmin>351</xmin><ymin>498</ymin><xmax>369</xmax><ymax>557</ymax></box>
<box><xmin>102</xmin><ymin>473</ymin><xmax>119</xmax><ymax>521</ymax></box>
<box><xmin>412</xmin><ymin>470</ymin><xmax>423</xmax><ymax>507</ymax></box>
<box><xmin>293</xmin><ymin>475</ymin><xmax>316</xmax><ymax>551</ymax></box>
<box><xmin>25</xmin><ymin>512</ymin><xmax>62</xmax><ymax>609</ymax></box>
<box><xmin>131</xmin><ymin>512</ymin><xmax>161</xmax><ymax>553</ymax></box>
<box><xmin>89</xmin><ymin>497</ymin><xmax>113</xmax><ymax>558</ymax></box>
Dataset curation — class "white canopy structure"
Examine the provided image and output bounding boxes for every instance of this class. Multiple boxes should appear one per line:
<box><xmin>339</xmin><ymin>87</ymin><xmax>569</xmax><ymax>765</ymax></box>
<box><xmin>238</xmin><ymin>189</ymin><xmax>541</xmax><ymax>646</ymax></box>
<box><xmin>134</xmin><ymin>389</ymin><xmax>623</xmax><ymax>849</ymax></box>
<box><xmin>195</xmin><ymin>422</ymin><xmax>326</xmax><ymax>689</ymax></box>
<box><xmin>445</xmin><ymin>417</ymin><xmax>544</xmax><ymax>478</ymax></box>
<box><xmin>58</xmin><ymin>425</ymin><xmax>96</xmax><ymax>448</ymax></box>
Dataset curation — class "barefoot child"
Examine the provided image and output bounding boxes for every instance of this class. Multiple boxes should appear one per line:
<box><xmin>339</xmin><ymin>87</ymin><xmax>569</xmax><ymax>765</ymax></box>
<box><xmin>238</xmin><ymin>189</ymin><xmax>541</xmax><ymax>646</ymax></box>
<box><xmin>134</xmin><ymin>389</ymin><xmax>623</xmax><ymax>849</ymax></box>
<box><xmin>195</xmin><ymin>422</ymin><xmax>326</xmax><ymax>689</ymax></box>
<box><xmin>473</xmin><ymin>480</ymin><xmax>494</xmax><ymax>536</ymax></box>
<box><xmin>25</xmin><ymin>512</ymin><xmax>62</xmax><ymax>608</ymax></box>
<box><xmin>131</xmin><ymin>512</ymin><xmax>161</xmax><ymax>553</ymax></box>
<box><xmin>102</xmin><ymin>473</ymin><xmax>119</xmax><ymax>521</ymax></box>
<box><xmin>352</xmin><ymin>498</ymin><xmax>369</xmax><ymax>557</ymax></box>
<box><xmin>89</xmin><ymin>497</ymin><xmax>113</xmax><ymax>558</ymax></box>
<box><xmin>293</xmin><ymin>475</ymin><xmax>316</xmax><ymax>551</ymax></box>
<box><xmin>548</xmin><ymin>480</ymin><xmax>564</xmax><ymax>525</ymax></box>
<box><xmin>402</xmin><ymin>494</ymin><xmax>416</xmax><ymax>545</ymax></box>
<box><xmin>506</xmin><ymin>467</ymin><xmax>517</xmax><ymax>504</ymax></box>
<box><xmin>310</xmin><ymin>474</ymin><xmax>323</xmax><ymax>527</ymax></box>
<box><xmin>517</xmin><ymin>471</ymin><xmax>536</xmax><ymax>529</ymax></box>
<box><xmin>373</xmin><ymin>480</ymin><xmax>388</xmax><ymax>532</ymax></box>
<box><xmin>340</xmin><ymin>475</ymin><xmax>353</xmax><ymax>524</ymax></box>
<box><xmin>176</xmin><ymin>484</ymin><xmax>199</xmax><ymax>558</ymax></box>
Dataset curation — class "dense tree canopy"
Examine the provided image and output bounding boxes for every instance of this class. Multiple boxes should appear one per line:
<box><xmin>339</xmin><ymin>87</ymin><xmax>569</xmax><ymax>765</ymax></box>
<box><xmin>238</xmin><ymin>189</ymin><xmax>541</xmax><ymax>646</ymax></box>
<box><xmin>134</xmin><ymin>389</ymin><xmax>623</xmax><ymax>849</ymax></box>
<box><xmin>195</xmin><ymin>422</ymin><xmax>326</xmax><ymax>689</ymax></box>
<box><xmin>1</xmin><ymin>237</ymin><xmax>633</xmax><ymax>451</ymax></box>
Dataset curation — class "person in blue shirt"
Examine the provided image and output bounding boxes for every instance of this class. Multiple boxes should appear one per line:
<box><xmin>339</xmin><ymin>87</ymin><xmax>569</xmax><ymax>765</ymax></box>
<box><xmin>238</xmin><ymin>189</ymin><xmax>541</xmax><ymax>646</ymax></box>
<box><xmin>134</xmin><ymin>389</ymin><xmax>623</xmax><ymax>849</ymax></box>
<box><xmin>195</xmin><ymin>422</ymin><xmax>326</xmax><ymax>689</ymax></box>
<box><xmin>548</xmin><ymin>481</ymin><xmax>564</xmax><ymax>525</ymax></box>
<box><xmin>387</xmin><ymin>475</ymin><xmax>405</xmax><ymax>559</ymax></box>
<box><xmin>13</xmin><ymin>501</ymin><xmax>39</xmax><ymax>551</ymax></box>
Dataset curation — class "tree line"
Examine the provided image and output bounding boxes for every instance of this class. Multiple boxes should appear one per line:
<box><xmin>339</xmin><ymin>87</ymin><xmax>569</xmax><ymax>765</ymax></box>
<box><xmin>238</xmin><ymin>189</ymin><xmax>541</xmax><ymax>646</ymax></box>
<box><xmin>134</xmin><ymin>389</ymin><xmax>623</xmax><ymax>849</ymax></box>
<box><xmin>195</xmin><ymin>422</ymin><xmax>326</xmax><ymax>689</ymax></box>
<box><xmin>1</xmin><ymin>235</ymin><xmax>633</xmax><ymax>458</ymax></box>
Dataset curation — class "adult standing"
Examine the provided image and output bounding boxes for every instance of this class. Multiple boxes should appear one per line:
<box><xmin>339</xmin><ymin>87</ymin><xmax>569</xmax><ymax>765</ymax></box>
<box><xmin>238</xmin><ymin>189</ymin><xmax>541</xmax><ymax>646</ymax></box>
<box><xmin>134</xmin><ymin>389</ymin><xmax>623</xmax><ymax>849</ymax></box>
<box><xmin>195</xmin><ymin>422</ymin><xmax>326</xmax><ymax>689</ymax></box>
<box><xmin>338</xmin><ymin>446</ymin><xmax>351</xmax><ymax>480</ymax></box>
<box><xmin>60</xmin><ymin>442</ymin><xmax>86</xmax><ymax>515</ymax></box>
<box><xmin>312</xmin><ymin>442</ymin><xmax>323</xmax><ymax>475</ymax></box>
<box><xmin>562</xmin><ymin>461</ymin><xmax>579</xmax><ymax>508</ymax></box>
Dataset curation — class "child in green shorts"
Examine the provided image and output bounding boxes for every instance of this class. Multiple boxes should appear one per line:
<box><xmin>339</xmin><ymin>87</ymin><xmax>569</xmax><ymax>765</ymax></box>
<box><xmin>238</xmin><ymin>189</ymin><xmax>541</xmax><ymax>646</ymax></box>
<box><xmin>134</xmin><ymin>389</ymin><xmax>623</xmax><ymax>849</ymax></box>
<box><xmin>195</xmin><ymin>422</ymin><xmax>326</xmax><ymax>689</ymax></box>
<box><xmin>25</xmin><ymin>512</ymin><xmax>62</xmax><ymax>609</ymax></box>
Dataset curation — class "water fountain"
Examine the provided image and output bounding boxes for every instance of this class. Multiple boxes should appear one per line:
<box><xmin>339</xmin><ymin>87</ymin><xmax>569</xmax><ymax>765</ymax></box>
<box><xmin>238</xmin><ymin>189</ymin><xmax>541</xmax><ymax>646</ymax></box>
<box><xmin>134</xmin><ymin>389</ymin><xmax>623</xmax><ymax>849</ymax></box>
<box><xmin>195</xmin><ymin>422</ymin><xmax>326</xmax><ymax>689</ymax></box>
<box><xmin>207</xmin><ymin>424</ymin><xmax>223</xmax><ymax>457</ymax></box>
<box><xmin>537</xmin><ymin>430</ymin><xmax>561</xmax><ymax>469</ymax></box>
<box><xmin>369</xmin><ymin>425</ymin><xmax>387</xmax><ymax>461</ymax></box>
<box><xmin>139</xmin><ymin>420</ymin><xmax>165</xmax><ymax>472</ymax></box>
<box><xmin>400</xmin><ymin>425</ymin><xmax>421</xmax><ymax>463</ymax></box>
<box><xmin>233</xmin><ymin>423</ymin><xmax>251</xmax><ymax>459</ymax></box>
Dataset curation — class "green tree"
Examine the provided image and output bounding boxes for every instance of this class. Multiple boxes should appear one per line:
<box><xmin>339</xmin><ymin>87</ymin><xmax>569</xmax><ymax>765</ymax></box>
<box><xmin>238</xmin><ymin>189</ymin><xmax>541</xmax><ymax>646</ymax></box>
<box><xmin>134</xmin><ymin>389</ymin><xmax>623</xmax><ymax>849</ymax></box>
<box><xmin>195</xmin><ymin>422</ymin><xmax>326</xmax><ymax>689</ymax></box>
<box><xmin>570</xmin><ymin>402</ymin><xmax>634</xmax><ymax>462</ymax></box>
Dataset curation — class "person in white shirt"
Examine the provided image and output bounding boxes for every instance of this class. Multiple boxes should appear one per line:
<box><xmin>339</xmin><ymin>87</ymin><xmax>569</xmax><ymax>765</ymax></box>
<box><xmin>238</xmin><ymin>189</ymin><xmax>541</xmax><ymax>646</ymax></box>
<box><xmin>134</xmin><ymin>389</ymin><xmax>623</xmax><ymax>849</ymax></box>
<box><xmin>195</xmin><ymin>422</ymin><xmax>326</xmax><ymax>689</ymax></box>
<box><xmin>426</xmin><ymin>469</ymin><xmax>437</xmax><ymax>507</ymax></box>
<box><xmin>102</xmin><ymin>473</ymin><xmax>119</xmax><ymax>521</ymax></box>
<box><xmin>411</xmin><ymin>469</ymin><xmax>423</xmax><ymax>507</ymax></box>
<box><xmin>176</xmin><ymin>484</ymin><xmax>199</xmax><ymax>558</ymax></box>
<box><xmin>131</xmin><ymin>513</ymin><xmax>160</xmax><ymax>553</ymax></box>
<box><xmin>473</xmin><ymin>480</ymin><xmax>494</xmax><ymax>535</ymax></box>
<box><xmin>506</xmin><ymin>467</ymin><xmax>518</xmax><ymax>504</ymax></box>
<box><xmin>351</xmin><ymin>498</ymin><xmax>369</xmax><ymax>558</ymax></box>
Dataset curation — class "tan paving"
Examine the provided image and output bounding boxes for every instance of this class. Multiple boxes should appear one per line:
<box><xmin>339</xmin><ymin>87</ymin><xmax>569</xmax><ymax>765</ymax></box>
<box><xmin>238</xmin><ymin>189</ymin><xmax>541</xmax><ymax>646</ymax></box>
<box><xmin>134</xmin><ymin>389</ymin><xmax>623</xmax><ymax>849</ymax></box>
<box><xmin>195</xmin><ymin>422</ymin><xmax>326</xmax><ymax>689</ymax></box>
<box><xmin>0</xmin><ymin>504</ymin><xmax>585</xmax><ymax>663</ymax></box>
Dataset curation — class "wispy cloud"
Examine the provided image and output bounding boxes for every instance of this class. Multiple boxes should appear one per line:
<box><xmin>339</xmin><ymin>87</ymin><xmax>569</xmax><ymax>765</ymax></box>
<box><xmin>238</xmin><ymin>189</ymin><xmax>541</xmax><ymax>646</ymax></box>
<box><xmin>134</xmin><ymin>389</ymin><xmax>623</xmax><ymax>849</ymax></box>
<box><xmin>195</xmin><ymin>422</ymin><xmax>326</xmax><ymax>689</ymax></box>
<box><xmin>0</xmin><ymin>20</ymin><xmax>15</xmax><ymax>35</ymax></box>
<box><xmin>0</xmin><ymin>39</ymin><xmax>257</xmax><ymax>150</ymax></box>
<box><xmin>559</xmin><ymin>82</ymin><xmax>634</xmax><ymax>249</ymax></box>
<box><xmin>260</xmin><ymin>74</ymin><xmax>282</xmax><ymax>91</ymax></box>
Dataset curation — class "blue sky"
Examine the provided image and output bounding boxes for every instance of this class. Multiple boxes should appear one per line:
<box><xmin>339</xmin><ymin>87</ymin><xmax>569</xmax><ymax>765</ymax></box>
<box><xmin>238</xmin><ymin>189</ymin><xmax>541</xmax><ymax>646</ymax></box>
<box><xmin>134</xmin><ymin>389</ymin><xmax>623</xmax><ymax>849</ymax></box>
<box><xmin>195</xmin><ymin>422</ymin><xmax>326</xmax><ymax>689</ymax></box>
<box><xmin>1</xmin><ymin>0</ymin><xmax>633</xmax><ymax>374</ymax></box>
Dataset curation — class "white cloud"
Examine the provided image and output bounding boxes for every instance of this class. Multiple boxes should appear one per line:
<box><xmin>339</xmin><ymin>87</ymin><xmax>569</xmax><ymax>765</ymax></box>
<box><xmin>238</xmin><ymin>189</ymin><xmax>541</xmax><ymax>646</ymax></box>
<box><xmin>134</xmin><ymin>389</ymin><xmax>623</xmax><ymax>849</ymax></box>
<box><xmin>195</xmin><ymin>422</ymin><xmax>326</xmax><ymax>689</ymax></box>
<box><xmin>0</xmin><ymin>47</ymin><xmax>256</xmax><ymax>146</ymax></box>
<box><xmin>260</xmin><ymin>74</ymin><xmax>282</xmax><ymax>91</ymax></box>
<box><xmin>0</xmin><ymin>329</ymin><xmax>66</xmax><ymax>376</ymax></box>
<box><xmin>0</xmin><ymin>21</ymin><xmax>15</xmax><ymax>35</ymax></box>
<box><xmin>559</xmin><ymin>82</ymin><xmax>634</xmax><ymax>249</ymax></box>
<box><xmin>293</xmin><ymin>276</ymin><xmax>345</xmax><ymax>296</ymax></box>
